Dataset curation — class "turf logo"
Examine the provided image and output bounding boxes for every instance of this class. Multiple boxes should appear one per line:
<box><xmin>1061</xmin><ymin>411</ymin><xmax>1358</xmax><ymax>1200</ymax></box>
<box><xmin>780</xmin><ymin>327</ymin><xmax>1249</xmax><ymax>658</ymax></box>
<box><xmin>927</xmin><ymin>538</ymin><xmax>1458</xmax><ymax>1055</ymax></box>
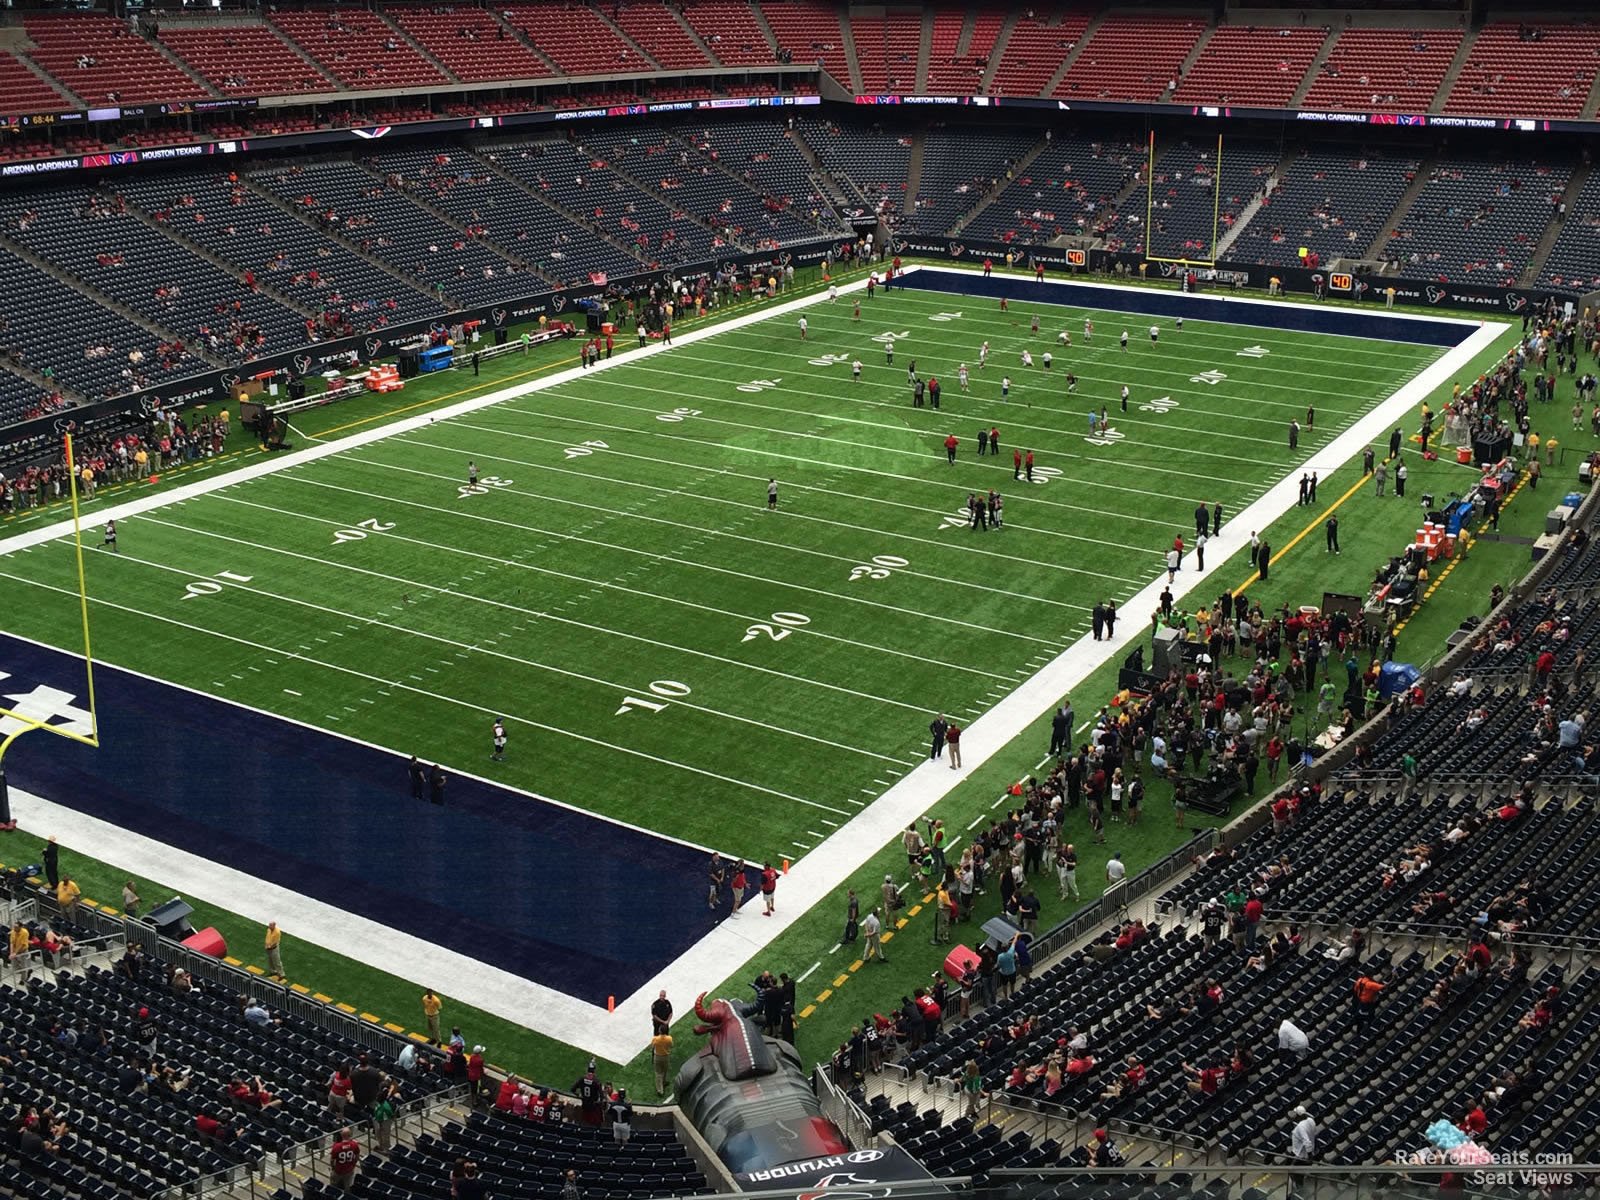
<box><xmin>1084</xmin><ymin>428</ymin><xmax>1126</xmax><ymax>448</ymax></box>
<box><xmin>1139</xmin><ymin>395</ymin><xmax>1179</xmax><ymax>413</ymax></box>
<box><xmin>927</xmin><ymin>311</ymin><xmax>963</xmax><ymax>322</ymax></box>
<box><xmin>807</xmin><ymin>352</ymin><xmax>851</xmax><ymax>367</ymax></box>
<box><xmin>1189</xmin><ymin>369</ymin><xmax>1227</xmax><ymax>385</ymax></box>
<box><xmin>0</xmin><ymin>675</ymin><xmax>94</xmax><ymax>740</ymax></box>
<box><xmin>1235</xmin><ymin>346</ymin><xmax>1270</xmax><ymax>358</ymax></box>
<box><xmin>870</xmin><ymin>330</ymin><xmax>909</xmax><ymax>344</ymax></box>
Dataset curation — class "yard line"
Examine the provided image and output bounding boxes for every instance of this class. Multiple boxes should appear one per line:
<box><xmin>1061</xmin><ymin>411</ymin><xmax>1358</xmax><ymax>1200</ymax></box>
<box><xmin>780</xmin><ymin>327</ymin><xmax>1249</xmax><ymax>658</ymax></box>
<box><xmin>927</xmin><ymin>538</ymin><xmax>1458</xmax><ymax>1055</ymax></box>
<box><xmin>336</xmin><ymin>453</ymin><xmax>1093</xmax><ymax>612</ymax></box>
<box><xmin>283</xmin><ymin>689</ymin><xmax>302</xmax><ymax>697</ymax></box>
<box><xmin>742</xmin><ymin>298</ymin><xmax>1434</xmax><ymax>370</ymax></box>
<box><xmin>481</xmin><ymin>392</ymin><xmax>1249</xmax><ymax>499</ymax></box>
<box><xmin>806</xmin><ymin>830</ymin><xmax>826</xmax><ymax>839</ymax></box>
<box><xmin>796</xmin><ymin>961</ymin><xmax>822</xmax><ymax>984</ymax></box>
<box><xmin>277</xmin><ymin>473</ymin><xmax>1069</xmax><ymax>639</ymax></box>
<box><xmin>859</xmin><ymin>788</ymin><xmax>878</xmax><ymax>795</ymax></box>
<box><xmin>92</xmin><ymin>537</ymin><xmax>902</xmax><ymax>769</ymax></box>
<box><xmin>397</xmin><ymin>437</ymin><xmax>1134</xmax><ymax>585</ymax></box>
<box><xmin>1076</xmin><ymin>718</ymin><xmax>1095</xmax><ymax>733</ymax></box>
<box><xmin>212</xmin><ymin>486</ymin><xmax>1017</xmax><ymax>678</ymax></box>
<box><xmin>603</xmin><ymin>365</ymin><xmax>1303</xmax><ymax>455</ymax></box>
<box><xmin>129</xmin><ymin>512</ymin><xmax>939</xmax><ymax>717</ymax></box>
<box><xmin>790</xmin><ymin>842</ymin><xmax>810</xmax><ymax>851</ymax></box>
<box><xmin>6</xmin><ymin>563</ymin><xmax>848</xmax><ymax>816</ymax></box>
<box><xmin>966</xmin><ymin>816</ymin><xmax>984</xmax><ymax>830</ymax></box>
<box><xmin>450</xmin><ymin>416</ymin><xmax>1169</xmax><ymax>557</ymax></box>
<box><xmin>1036</xmin><ymin>755</ymin><xmax>1053</xmax><ymax>769</ymax></box>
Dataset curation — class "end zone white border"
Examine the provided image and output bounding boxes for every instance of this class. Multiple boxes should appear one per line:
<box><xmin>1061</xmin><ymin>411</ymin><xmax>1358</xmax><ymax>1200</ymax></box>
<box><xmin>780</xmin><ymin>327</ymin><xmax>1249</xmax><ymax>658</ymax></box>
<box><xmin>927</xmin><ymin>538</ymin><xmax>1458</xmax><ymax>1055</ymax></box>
<box><xmin>0</xmin><ymin>269</ymin><xmax>1509</xmax><ymax>1063</ymax></box>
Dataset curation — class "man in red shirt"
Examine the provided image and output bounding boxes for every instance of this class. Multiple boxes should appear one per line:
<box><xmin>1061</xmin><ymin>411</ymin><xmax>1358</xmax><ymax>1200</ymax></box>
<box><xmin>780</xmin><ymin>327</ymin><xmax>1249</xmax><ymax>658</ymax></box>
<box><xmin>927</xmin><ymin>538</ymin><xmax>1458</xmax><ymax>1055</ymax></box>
<box><xmin>1533</xmin><ymin>649</ymin><xmax>1556</xmax><ymax>690</ymax></box>
<box><xmin>329</xmin><ymin>1128</ymin><xmax>361</xmax><ymax>1192</ymax></box>
<box><xmin>946</xmin><ymin>723</ymin><xmax>963</xmax><ymax>770</ymax></box>
<box><xmin>760</xmin><ymin>862</ymin><xmax>778</xmax><ymax>915</ymax></box>
<box><xmin>1243</xmin><ymin>897</ymin><xmax>1264</xmax><ymax>949</ymax></box>
<box><xmin>945</xmin><ymin>433</ymin><xmax>959</xmax><ymax>465</ymax></box>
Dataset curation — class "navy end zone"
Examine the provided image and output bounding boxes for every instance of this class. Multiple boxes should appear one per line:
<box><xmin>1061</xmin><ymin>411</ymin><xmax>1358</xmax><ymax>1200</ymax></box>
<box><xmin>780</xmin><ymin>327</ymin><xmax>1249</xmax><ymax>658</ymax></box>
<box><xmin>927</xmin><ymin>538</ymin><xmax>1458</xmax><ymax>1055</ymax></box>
<box><xmin>0</xmin><ymin>632</ymin><xmax>709</xmax><ymax>1006</ymax></box>
<box><xmin>897</xmin><ymin>267</ymin><xmax>1479</xmax><ymax>347</ymax></box>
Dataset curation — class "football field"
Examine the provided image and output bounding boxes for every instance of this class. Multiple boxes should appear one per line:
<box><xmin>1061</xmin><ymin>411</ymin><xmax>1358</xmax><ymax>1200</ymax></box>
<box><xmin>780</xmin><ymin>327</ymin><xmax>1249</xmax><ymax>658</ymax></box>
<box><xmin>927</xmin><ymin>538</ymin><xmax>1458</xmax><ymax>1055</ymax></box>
<box><xmin>1</xmin><ymin>275</ymin><xmax>1451</xmax><ymax>873</ymax></box>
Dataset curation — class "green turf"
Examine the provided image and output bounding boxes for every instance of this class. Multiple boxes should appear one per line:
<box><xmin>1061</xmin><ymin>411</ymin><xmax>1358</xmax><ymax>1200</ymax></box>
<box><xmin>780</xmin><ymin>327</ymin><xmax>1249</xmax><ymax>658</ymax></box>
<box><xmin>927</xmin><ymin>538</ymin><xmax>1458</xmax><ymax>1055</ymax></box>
<box><xmin>1</xmin><ymin>265</ymin><xmax>1588</xmax><ymax>1099</ymax></box>
<box><xmin>0</xmin><ymin>285</ymin><xmax>1446</xmax><ymax>863</ymax></box>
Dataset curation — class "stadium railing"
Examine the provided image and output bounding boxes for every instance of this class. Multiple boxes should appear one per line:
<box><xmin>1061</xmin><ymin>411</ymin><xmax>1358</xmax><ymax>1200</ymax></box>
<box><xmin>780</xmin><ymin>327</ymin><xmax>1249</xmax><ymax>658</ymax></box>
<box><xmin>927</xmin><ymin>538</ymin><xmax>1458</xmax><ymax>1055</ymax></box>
<box><xmin>13</xmin><ymin>880</ymin><xmax>424</xmax><ymax>1062</ymax></box>
<box><xmin>815</xmin><ymin>1062</ymin><xmax>876</xmax><ymax>1149</ymax></box>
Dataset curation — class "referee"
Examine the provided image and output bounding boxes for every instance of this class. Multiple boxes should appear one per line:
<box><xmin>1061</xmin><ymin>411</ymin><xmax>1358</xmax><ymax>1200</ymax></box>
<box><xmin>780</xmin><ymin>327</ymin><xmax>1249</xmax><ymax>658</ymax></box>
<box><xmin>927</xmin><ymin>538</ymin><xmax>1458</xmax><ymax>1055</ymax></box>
<box><xmin>491</xmin><ymin>718</ymin><xmax>507</xmax><ymax>762</ymax></box>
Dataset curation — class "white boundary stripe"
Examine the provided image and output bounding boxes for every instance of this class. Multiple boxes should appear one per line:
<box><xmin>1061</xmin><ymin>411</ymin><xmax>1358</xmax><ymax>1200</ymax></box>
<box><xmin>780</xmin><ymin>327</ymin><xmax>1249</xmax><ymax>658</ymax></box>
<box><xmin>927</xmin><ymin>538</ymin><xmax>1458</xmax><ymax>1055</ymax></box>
<box><xmin>0</xmin><ymin>273</ymin><xmax>875</xmax><ymax>559</ymax></box>
<box><xmin>0</xmin><ymin>270</ymin><xmax>1506</xmax><ymax>1064</ymax></box>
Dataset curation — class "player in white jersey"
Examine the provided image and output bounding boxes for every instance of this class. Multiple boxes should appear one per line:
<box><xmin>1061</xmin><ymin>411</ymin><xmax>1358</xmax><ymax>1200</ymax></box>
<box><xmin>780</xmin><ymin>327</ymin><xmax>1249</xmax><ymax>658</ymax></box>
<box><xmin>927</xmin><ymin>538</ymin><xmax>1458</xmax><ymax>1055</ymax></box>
<box><xmin>979</xmin><ymin>341</ymin><xmax>990</xmax><ymax>368</ymax></box>
<box><xmin>798</xmin><ymin>316</ymin><xmax>808</xmax><ymax>340</ymax></box>
<box><xmin>1057</xmin><ymin>329</ymin><xmax>1072</xmax><ymax>346</ymax></box>
<box><xmin>1149</xmin><ymin>324</ymin><xmax>1160</xmax><ymax>344</ymax></box>
<box><xmin>1121</xmin><ymin>384</ymin><xmax>1130</xmax><ymax>411</ymax></box>
<box><xmin>491</xmin><ymin>719</ymin><xmax>507</xmax><ymax>762</ymax></box>
<box><xmin>958</xmin><ymin>363</ymin><xmax>970</xmax><ymax>390</ymax></box>
<box><xmin>828</xmin><ymin>284</ymin><xmax>838</xmax><ymax>303</ymax></box>
<box><xmin>1084</xmin><ymin>317</ymin><xmax>1094</xmax><ymax>340</ymax></box>
<box><xmin>1120</xmin><ymin>330</ymin><xmax>1129</xmax><ymax>351</ymax></box>
<box><xmin>852</xmin><ymin>358</ymin><xmax>862</xmax><ymax>381</ymax></box>
<box><xmin>1021</xmin><ymin>349</ymin><xmax>1034</xmax><ymax>368</ymax></box>
<box><xmin>1042</xmin><ymin>350</ymin><xmax>1052</xmax><ymax>369</ymax></box>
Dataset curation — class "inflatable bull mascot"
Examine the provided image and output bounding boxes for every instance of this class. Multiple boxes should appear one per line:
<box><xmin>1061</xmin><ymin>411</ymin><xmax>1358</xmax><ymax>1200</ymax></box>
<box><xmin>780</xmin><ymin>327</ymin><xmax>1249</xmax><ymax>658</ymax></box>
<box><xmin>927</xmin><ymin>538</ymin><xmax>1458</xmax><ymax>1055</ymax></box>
<box><xmin>674</xmin><ymin>991</ymin><xmax>848</xmax><ymax>1174</ymax></box>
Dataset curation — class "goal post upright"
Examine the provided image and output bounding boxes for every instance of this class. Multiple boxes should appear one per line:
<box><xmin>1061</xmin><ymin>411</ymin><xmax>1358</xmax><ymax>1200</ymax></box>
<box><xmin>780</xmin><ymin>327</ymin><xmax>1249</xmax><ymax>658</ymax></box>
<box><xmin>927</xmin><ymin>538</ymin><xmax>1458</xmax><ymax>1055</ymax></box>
<box><xmin>0</xmin><ymin>432</ymin><xmax>102</xmax><ymax>827</ymax></box>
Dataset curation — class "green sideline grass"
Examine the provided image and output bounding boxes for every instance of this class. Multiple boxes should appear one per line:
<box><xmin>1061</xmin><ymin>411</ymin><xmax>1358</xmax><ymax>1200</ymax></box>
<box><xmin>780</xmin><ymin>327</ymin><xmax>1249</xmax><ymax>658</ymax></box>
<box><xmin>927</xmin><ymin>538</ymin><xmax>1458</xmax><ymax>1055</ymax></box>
<box><xmin>0</xmin><ymin>264</ymin><xmax>1586</xmax><ymax>1098</ymax></box>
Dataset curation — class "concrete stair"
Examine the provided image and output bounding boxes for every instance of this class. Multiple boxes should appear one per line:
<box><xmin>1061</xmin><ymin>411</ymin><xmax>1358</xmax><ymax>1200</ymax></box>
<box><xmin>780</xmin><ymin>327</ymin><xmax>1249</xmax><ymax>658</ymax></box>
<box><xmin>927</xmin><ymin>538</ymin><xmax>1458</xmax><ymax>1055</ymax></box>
<box><xmin>1290</xmin><ymin>26</ymin><xmax>1341</xmax><ymax>107</ymax></box>
<box><xmin>1171</xmin><ymin>23</ymin><xmax>1216</xmax><ymax>92</ymax></box>
<box><xmin>492</xmin><ymin>11</ymin><xmax>564</xmax><ymax>75</ymax></box>
<box><xmin>1038</xmin><ymin>9</ymin><xmax>1107</xmax><ymax>99</ymax></box>
<box><xmin>243</xmin><ymin>176</ymin><xmax>446</xmax><ymax>307</ymax></box>
<box><xmin>142</xmin><ymin>28</ymin><xmax>224</xmax><ymax>98</ymax></box>
<box><xmin>903</xmin><ymin>131</ymin><xmax>926</xmax><ymax>224</ymax></box>
<box><xmin>1215</xmin><ymin>147</ymin><xmax>1296</xmax><ymax>259</ymax></box>
<box><xmin>377</xmin><ymin>10</ymin><xmax>463</xmax><ymax>85</ymax></box>
<box><xmin>666</xmin><ymin>4</ymin><xmax>719</xmax><ymax>67</ymax></box>
<box><xmin>351</xmin><ymin>158</ymin><xmax>556</xmax><ymax>287</ymax></box>
<box><xmin>593</xmin><ymin>5</ymin><xmax>665</xmax><ymax>72</ymax></box>
<box><xmin>1430</xmin><ymin>27</ymin><xmax>1478</xmax><ymax>113</ymax></box>
<box><xmin>835</xmin><ymin>5</ymin><xmax>863</xmax><ymax>93</ymax></box>
<box><xmin>1363</xmin><ymin>155</ymin><xmax>1435</xmax><ymax>260</ymax></box>
<box><xmin>787</xmin><ymin>124</ymin><xmax>854</xmax><ymax>207</ymax></box>
<box><xmin>747</xmin><ymin>2</ymin><xmax>783</xmax><ymax>59</ymax></box>
<box><xmin>0</xmin><ymin>233</ymin><xmax>225</xmax><ymax>368</ymax></box>
<box><xmin>914</xmin><ymin>8</ymin><xmax>932</xmax><ymax>94</ymax></box>
<box><xmin>122</xmin><ymin>203</ymin><xmax>322</xmax><ymax>319</ymax></box>
<box><xmin>1524</xmin><ymin>162</ymin><xmax>1592</xmax><ymax>286</ymax></box>
<box><xmin>977</xmin><ymin>10</ymin><xmax>1018</xmax><ymax>94</ymax></box>
<box><xmin>948</xmin><ymin>134</ymin><xmax>1051</xmax><ymax>236</ymax></box>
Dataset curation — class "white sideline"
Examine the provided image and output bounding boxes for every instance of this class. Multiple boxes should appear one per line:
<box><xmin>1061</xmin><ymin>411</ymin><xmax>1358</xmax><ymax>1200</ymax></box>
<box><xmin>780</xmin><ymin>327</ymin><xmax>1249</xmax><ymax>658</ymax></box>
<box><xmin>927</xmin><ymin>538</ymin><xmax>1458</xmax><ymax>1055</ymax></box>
<box><xmin>0</xmin><ymin>269</ymin><xmax>1508</xmax><ymax>1063</ymax></box>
